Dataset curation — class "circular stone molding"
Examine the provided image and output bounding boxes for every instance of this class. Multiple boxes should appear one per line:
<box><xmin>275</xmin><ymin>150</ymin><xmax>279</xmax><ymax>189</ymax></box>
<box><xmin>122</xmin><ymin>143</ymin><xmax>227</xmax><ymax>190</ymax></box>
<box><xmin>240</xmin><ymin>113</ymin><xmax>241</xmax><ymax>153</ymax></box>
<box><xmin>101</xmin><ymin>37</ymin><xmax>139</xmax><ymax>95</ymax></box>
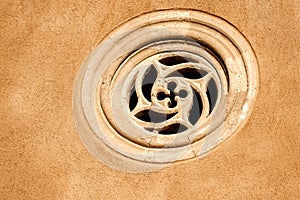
<box><xmin>73</xmin><ymin>9</ymin><xmax>259</xmax><ymax>173</ymax></box>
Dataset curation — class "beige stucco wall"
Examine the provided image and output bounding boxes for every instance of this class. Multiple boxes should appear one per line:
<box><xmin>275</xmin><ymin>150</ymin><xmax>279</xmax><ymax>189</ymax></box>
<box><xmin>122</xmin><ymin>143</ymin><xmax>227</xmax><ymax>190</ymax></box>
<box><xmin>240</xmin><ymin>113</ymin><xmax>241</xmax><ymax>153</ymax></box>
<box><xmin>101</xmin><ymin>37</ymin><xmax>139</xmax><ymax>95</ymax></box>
<box><xmin>1</xmin><ymin>0</ymin><xmax>299</xmax><ymax>199</ymax></box>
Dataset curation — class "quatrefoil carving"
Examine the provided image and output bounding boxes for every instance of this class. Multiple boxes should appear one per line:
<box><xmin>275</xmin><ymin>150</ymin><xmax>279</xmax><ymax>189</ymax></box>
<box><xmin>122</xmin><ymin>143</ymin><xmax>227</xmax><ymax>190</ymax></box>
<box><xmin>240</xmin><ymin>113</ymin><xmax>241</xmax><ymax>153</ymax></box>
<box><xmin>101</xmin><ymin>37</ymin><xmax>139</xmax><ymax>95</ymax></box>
<box><xmin>124</xmin><ymin>52</ymin><xmax>221</xmax><ymax>135</ymax></box>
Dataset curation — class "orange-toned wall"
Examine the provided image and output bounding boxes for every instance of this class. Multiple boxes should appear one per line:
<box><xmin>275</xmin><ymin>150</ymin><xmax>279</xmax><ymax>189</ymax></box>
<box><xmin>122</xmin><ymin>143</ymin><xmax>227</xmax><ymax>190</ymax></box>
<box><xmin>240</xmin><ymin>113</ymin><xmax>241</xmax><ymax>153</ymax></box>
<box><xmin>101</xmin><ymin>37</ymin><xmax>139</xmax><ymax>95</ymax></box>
<box><xmin>1</xmin><ymin>1</ymin><xmax>299</xmax><ymax>199</ymax></box>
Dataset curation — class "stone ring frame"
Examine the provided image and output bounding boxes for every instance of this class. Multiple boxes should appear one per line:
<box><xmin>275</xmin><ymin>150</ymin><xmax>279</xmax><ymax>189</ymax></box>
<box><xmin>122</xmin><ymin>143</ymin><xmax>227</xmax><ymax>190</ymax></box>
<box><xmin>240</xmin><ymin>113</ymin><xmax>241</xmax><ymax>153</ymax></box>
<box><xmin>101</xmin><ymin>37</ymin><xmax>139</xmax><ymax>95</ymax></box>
<box><xmin>73</xmin><ymin>9</ymin><xmax>259</xmax><ymax>173</ymax></box>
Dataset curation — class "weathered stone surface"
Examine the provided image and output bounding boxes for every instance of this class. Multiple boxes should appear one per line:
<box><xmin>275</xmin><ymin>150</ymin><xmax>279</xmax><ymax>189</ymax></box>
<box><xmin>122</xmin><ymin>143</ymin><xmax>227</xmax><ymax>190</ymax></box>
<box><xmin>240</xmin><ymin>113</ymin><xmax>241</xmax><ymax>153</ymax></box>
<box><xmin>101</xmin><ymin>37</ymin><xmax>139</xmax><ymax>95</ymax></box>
<box><xmin>1</xmin><ymin>1</ymin><xmax>299</xmax><ymax>199</ymax></box>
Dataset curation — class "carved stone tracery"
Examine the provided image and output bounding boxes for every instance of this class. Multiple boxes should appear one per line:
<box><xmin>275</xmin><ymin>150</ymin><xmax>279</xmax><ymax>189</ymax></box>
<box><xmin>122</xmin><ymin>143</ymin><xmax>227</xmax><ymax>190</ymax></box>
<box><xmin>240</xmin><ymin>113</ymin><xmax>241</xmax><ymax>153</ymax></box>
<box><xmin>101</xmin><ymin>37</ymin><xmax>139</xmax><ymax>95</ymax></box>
<box><xmin>124</xmin><ymin>52</ymin><xmax>221</xmax><ymax>135</ymax></box>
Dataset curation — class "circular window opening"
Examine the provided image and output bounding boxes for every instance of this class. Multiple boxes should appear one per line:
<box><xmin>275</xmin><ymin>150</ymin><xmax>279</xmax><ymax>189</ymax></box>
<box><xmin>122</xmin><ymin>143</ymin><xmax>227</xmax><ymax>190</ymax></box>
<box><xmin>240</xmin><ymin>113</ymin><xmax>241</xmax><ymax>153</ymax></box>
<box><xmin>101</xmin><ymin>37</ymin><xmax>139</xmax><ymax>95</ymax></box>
<box><xmin>73</xmin><ymin>9</ymin><xmax>259</xmax><ymax>173</ymax></box>
<box><xmin>126</xmin><ymin>51</ymin><xmax>221</xmax><ymax>136</ymax></box>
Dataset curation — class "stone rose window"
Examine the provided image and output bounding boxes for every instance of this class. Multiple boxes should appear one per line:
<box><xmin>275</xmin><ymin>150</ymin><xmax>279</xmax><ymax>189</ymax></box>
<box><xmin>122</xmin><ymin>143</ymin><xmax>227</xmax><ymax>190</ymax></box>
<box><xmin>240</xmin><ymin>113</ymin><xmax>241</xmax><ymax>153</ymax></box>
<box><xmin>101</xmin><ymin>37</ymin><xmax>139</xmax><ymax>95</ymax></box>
<box><xmin>73</xmin><ymin>9</ymin><xmax>259</xmax><ymax>172</ymax></box>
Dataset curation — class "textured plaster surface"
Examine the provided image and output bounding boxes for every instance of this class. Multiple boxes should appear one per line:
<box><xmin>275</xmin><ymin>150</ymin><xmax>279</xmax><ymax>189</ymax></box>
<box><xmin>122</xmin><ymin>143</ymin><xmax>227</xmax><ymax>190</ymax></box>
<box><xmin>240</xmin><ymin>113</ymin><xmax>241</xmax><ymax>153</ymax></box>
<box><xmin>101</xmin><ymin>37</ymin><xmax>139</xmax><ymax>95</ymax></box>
<box><xmin>1</xmin><ymin>0</ymin><xmax>300</xmax><ymax>199</ymax></box>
